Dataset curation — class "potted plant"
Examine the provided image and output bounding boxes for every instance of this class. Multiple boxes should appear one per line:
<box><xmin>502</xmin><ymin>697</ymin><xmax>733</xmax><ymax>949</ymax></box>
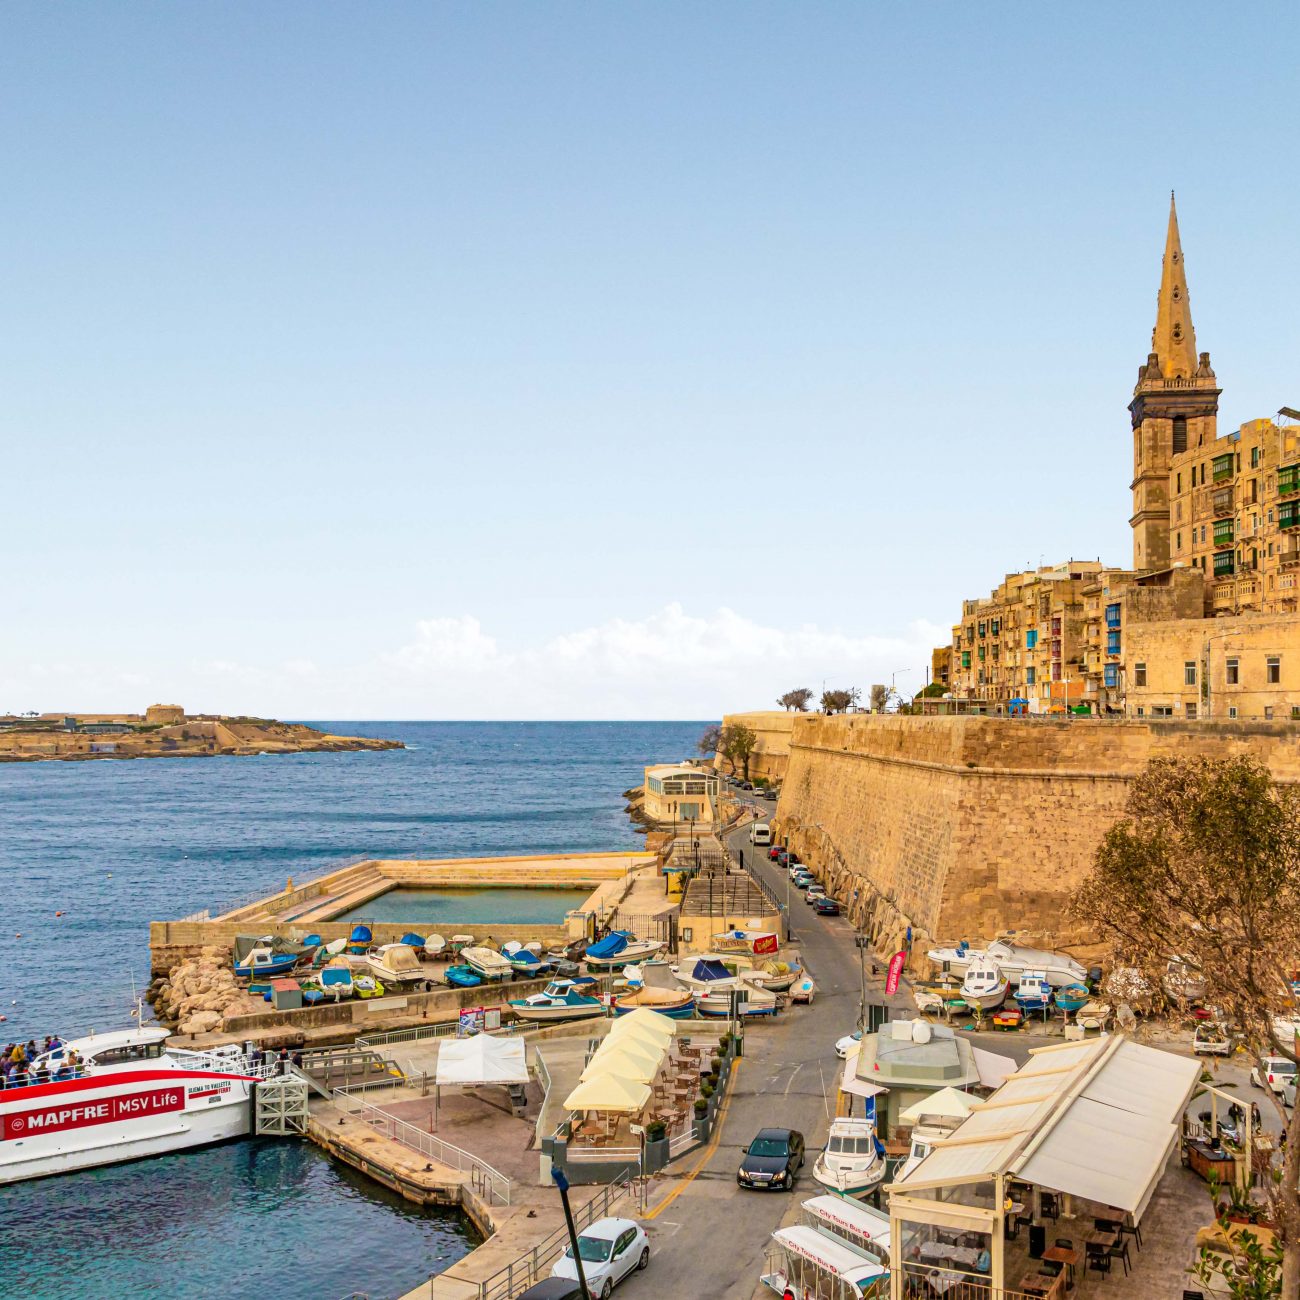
<box><xmin>709</xmin><ymin>1053</ymin><xmax>724</xmax><ymax>1074</ymax></box>
<box><xmin>645</xmin><ymin>1119</ymin><xmax>667</xmax><ymax>1142</ymax></box>
<box><xmin>693</xmin><ymin>1096</ymin><xmax>708</xmax><ymax>1117</ymax></box>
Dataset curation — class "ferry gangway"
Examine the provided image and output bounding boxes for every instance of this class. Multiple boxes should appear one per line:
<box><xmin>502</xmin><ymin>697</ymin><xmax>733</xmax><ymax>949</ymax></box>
<box><xmin>333</xmin><ymin>1088</ymin><xmax>511</xmax><ymax>1207</ymax></box>
<box><xmin>462</xmin><ymin>1171</ymin><xmax>635</xmax><ymax>1300</ymax></box>
<box><xmin>297</xmin><ymin>1044</ymin><xmax>405</xmax><ymax>1094</ymax></box>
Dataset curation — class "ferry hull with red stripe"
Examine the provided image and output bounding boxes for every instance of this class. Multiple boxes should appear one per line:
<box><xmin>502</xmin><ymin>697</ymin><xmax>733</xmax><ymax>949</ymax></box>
<box><xmin>0</xmin><ymin>1070</ymin><xmax>255</xmax><ymax>1184</ymax></box>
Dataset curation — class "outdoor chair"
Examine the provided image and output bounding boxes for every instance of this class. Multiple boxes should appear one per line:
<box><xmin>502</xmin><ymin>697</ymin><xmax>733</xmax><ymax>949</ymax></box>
<box><xmin>1108</xmin><ymin>1238</ymin><xmax>1132</xmax><ymax>1276</ymax></box>
<box><xmin>1040</xmin><ymin>1191</ymin><xmax>1060</xmax><ymax>1221</ymax></box>
<box><xmin>1094</xmin><ymin>1216</ymin><xmax>1121</xmax><ymax>1236</ymax></box>
<box><xmin>1118</xmin><ymin>1220</ymin><xmax>1143</xmax><ymax>1249</ymax></box>
<box><xmin>1085</xmin><ymin>1243</ymin><xmax>1111</xmax><ymax>1278</ymax></box>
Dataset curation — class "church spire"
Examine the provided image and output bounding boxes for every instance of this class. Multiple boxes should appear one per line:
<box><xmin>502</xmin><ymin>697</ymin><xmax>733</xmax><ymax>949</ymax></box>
<box><xmin>1149</xmin><ymin>191</ymin><xmax>1198</xmax><ymax>380</ymax></box>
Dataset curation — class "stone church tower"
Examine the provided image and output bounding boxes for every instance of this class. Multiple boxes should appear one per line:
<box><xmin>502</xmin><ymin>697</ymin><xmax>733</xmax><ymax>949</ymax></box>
<box><xmin>1129</xmin><ymin>194</ymin><xmax>1221</xmax><ymax>571</ymax></box>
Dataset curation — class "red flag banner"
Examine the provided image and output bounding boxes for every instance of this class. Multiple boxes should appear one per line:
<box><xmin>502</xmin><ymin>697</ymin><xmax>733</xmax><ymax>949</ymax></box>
<box><xmin>885</xmin><ymin>950</ymin><xmax>906</xmax><ymax>996</ymax></box>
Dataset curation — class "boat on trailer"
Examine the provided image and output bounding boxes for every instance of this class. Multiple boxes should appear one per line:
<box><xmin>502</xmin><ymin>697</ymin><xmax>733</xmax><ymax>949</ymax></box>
<box><xmin>812</xmin><ymin>1117</ymin><xmax>887</xmax><ymax>1197</ymax></box>
<box><xmin>0</xmin><ymin>1027</ymin><xmax>273</xmax><ymax>1185</ymax></box>
<box><xmin>509</xmin><ymin>979</ymin><xmax>607</xmax><ymax>1023</ymax></box>
<box><xmin>926</xmin><ymin>938</ymin><xmax>1087</xmax><ymax>989</ymax></box>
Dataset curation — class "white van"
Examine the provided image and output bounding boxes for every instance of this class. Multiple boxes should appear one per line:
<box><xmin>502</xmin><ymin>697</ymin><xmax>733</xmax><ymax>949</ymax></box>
<box><xmin>749</xmin><ymin>823</ymin><xmax>771</xmax><ymax>847</ymax></box>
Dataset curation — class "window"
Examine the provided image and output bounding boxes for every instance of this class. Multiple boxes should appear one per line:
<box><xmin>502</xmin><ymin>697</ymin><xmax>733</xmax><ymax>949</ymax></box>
<box><xmin>1104</xmin><ymin>665</ymin><xmax>1118</xmax><ymax>688</ymax></box>
<box><xmin>1026</xmin><ymin>667</ymin><xmax>1036</xmax><ymax>686</ymax></box>
<box><xmin>1214</xmin><ymin>551</ymin><xmax>1236</xmax><ymax>578</ymax></box>
<box><xmin>1176</xmin><ymin>532</ymin><xmax>1182</xmax><ymax>551</ymax></box>
<box><xmin>1105</xmin><ymin>603</ymin><xmax>1121</xmax><ymax>628</ymax></box>
<box><xmin>1173</xmin><ymin>416</ymin><xmax>1187</xmax><ymax>455</ymax></box>
<box><xmin>1214</xmin><ymin>519</ymin><xmax>1235</xmax><ymax>547</ymax></box>
<box><xmin>1213</xmin><ymin>453</ymin><xmax>1234</xmax><ymax>482</ymax></box>
<box><xmin>1185</xmin><ymin>662</ymin><xmax>1197</xmax><ymax>686</ymax></box>
<box><xmin>961</xmin><ymin>651</ymin><xmax>971</xmax><ymax>669</ymax></box>
<box><xmin>1252</xmin><ymin>446</ymin><xmax>1261</xmax><ymax>468</ymax></box>
<box><xmin>1026</xmin><ymin>629</ymin><xmax>1038</xmax><ymax>650</ymax></box>
<box><xmin>1152</xmin><ymin>705</ymin><xmax>1173</xmax><ymax>717</ymax></box>
<box><xmin>1280</xmin><ymin>465</ymin><xmax>1300</xmax><ymax>497</ymax></box>
<box><xmin>1229</xmin><ymin>706</ymin><xmax>1238</xmax><ymax>719</ymax></box>
<box><xmin>1176</xmin><ymin>472</ymin><xmax>1183</xmax><ymax>493</ymax></box>
<box><xmin>1134</xmin><ymin>662</ymin><xmax>1147</xmax><ymax>687</ymax></box>
<box><xmin>1201</xmin><ymin>525</ymin><xmax>1207</xmax><ymax>544</ymax></box>
<box><xmin>1266</xmin><ymin>706</ymin><xmax>1275</xmax><ymax>720</ymax></box>
<box><xmin>978</xmin><ymin>622</ymin><xmax>986</xmax><ymax>638</ymax></box>
<box><xmin>1137</xmin><ymin>707</ymin><xmax>1145</xmax><ymax>717</ymax></box>
<box><xmin>1268</xmin><ymin>656</ymin><xmax>1281</xmax><ymax>684</ymax></box>
<box><xmin>1186</xmin><ymin>702</ymin><xmax>1197</xmax><ymax>719</ymax></box>
<box><xmin>1107</xmin><ymin>631</ymin><xmax>1121</xmax><ymax>655</ymax></box>
<box><xmin>1226</xmin><ymin>658</ymin><xmax>1239</xmax><ymax>685</ymax></box>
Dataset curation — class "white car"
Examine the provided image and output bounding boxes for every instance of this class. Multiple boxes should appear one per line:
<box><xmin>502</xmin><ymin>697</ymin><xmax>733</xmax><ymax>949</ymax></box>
<box><xmin>835</xmin><ymin>1030</ymin><xmax>862</xmax><ymax>1059</ymax></box>
<box><xmin>1192</xmin><ymin>1024</ymin><xmax>1231</xmax><ymax>1056</ymax></box>
<box><xmin>1251</xmin><ymin>1057</ymin><xmax>1298</xmax><ymax>1097</ymax></box>
<box><xmin>551</xmin><ymin>1217</ymin><xmax>649</xmax><ymax>1298</ymax></box>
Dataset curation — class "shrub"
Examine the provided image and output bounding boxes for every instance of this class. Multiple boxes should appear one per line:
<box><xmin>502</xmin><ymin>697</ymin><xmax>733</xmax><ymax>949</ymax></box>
<box><xmin>709</xmin><ymin>1054</ymin><xmax>723</xmax><ymax>1073</ymax></box>
<box><xmin>693</xmin><ymin>1097</ymin><xmax>708</xmax><ymax>1115</ymax></box>
<box><xmin>700</xmin><ymin>1081</ymin><xmax>714</xmax><ymax>1099</ymax></box>
<box><xmin>645</xmin><ymin>1119</ymin><xmax>667</xmax><ymax>1141</ymax></box>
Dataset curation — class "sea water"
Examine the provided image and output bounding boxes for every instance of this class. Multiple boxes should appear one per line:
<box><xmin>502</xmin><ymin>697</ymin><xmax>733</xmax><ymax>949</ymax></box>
<box><xmin>0</xmin><ymin>720</ymin><xmax>702</xmax><ymax>1298</ymax></box>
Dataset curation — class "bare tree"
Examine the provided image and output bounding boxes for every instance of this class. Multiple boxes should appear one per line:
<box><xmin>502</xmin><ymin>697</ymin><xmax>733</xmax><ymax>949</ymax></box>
<box><xmin>869</xmin><ymin>684</ymin><xmax>889</xmax><ymax>713</ymax></box>
<box><xmin>696</xmin><ymin>724</ymin><xmax>722</xmax><ymax>758</ymax></box>
<box><xmin>820</xmin><ymin>688</ymin><xmax>860</xmax><ymax>714</ymax></box>
<box><xmin>1073</xmin><ymin>755</ymin><xmax>1300</xmax><ymax>1295</ymax></box>
<box><xmin>719</xmin><ymin>722</ymin><xmax>759</xmax><ymax>781</ymax></box>
<box><xmin>777</xmin><ymin>688</ymin><xmax>814</xmax><ymax>712</ymax></box>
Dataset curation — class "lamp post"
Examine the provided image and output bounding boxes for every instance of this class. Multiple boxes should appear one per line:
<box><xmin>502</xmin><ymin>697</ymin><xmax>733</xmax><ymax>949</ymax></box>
<box><xmin>551</xmin><ymin>1164</ymin><xmax>593</xmax><ymax>1300</ymax></box>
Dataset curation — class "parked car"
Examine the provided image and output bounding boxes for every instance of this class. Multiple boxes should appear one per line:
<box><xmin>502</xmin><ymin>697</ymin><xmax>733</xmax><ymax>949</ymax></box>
<box><xmin>1251</xmin><ymin>1057</ymin><xmax>1298</xmax><ymax>1097</ymax></box>
<box><xmin>737</xmin><ymin>1127</ymin><xmax>805</xmax><ymax>1190</ymax></box>
<box><xmin>793</xmin><ymin>875</ymin><xmax>814</xmax><ymax>891</ymax></box>
<box><xmin>834</xmin><ymin>1030</ymin><xmax>862</xmax><ymax>1059</ymax></box>
<box><xmin>1192</xmin><ymin>1023</ymin><xmax>1232</xmax><ymax>1056</ymax></box>
<box><xmin>768</xmin><ymin>845</ymin><xmax>782</xmax><ymax>861</ymax></box>
<box><xmin>742</xmin><ymin>781</ymin><xmax>754</xmax><ymax>791</ymax></box>
<box><xmin>804</xmin><ymin>886</ymin><xmax>826</xmax><ymax>905</ymax></box>
<box><xmin>550</xmin><ymin>1217</ymin><xmax>649</xmax><ymax>1297</ymax></box>
<box><xmin>515</xmin><ymin>1280</ymin><xmax>586</xmax><ymax>1300</ymax></box>
<box><xmin>813</xmin><ymin>897</ymin><xmax>842</xmax><ymax>916</ymax></box>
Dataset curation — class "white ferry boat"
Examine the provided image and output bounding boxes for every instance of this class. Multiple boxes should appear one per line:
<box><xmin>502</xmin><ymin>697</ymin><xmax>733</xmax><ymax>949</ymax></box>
<box><xmin>0</xmin><ymin>1026</ymin><xmax>273</xmax><ymax>1184</ymax></box>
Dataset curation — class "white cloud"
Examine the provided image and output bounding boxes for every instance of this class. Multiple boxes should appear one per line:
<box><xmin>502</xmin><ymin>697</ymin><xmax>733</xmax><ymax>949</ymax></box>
<box><xmin>0</xmin><ymin>605</ymin><xmax>946</xmax><ymax>719</ymax></box>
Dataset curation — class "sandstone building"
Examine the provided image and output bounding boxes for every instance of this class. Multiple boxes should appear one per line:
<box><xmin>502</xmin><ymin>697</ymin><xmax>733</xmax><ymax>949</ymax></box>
<box><xmin>937</xmin><ymin>197</ymin><xmax>1300</xmax><ymax>720</ymax></box>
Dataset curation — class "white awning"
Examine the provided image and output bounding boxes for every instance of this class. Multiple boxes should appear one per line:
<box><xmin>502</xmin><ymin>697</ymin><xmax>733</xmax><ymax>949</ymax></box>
<box><xmin>973</xmin><ymin>1045</ymin><xmax>1017</xmax><ymax>1089</ymax></box>
<box><xmin>435</xmin><ymin>1032</ymin><xmax>529</xmax><ymax>1086</ymax></box>
<box><xmin>899</xmin><ymin>1086</ymin><xmax>976</xmax><ymax>1124</ymax></box>
<box><xmin>840</xmin><ymin>1044</ymin><xmax>885</xmax><ymax>1099</ymax></box>
<box><xmin>772</xmin><ymin>1225</ymin><xmax>887</xmax><ymax>1282</ymax></box>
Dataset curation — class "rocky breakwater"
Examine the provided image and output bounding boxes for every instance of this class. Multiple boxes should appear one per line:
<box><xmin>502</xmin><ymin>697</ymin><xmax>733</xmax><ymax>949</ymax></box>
<box><xmin>147</xmin><ymin>947</ymin><xmax>265</xmax><ymax>1036</ymax></box>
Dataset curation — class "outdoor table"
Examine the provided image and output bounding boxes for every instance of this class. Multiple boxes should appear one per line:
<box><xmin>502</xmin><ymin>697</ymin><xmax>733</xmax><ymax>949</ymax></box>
<box><xmin>1020</xmin><ymin>1272</ymin><xmax>1064</xmax><ymax>1299</ymax></box>
<box><xmin>1041</xmin><ymin>1245</ymin><xmax>1079</xmax><ymax>1290</ymax></box>
<box><xmin>919</xmin><ymin>1241</ymin><xmax>984</xmax><ymax>1270</ymax></box>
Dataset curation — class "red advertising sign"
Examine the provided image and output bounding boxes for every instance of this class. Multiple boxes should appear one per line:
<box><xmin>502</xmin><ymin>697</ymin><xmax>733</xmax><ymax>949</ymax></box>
<box><xmin>752</xmin><ymin>934</ymin><xmax>779</xmax><ymax>956</ymax></box>
<box><xmin>3</xmin><ymin>1087</ymin><xmax>184</xmax><ymax>1141</ymax></box>
<box><xmin>885</xmin><ymin>950</ymin><xmax>907</xmax><ymax>996</ymax></box>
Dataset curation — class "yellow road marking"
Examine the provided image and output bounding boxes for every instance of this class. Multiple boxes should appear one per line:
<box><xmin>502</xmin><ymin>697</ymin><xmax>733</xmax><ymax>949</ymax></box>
<box><xmin>643</xmin><ymin>1059</ymin><xmax>741</xmax><ymax>1220</ymax></box>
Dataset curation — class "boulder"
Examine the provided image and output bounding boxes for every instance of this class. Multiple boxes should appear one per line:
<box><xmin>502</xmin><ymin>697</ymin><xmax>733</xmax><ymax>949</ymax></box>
<box><xmin>179</xmin><ymin>1010</ymin><xmax>221</xmax><ymax>1035</ymax></box>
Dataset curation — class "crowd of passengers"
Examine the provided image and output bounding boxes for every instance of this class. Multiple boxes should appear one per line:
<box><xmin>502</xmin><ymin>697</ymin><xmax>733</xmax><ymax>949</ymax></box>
<box><xmin>2</xmin><ymin>1037</ymin><xmax>84</xmax><ymax>1087</ymax></box>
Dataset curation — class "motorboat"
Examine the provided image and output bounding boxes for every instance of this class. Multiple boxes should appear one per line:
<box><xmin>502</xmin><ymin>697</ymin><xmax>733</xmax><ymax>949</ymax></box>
<box><xmin>812</xmin><ymin>1117</ymin><xmax>886</xmax><ymax>1197</ymax></box>
<box><xmin>612</xmin><ymin>986</ymin><xmax>695</xmax><ymax>1018</ymax></box>
<box><xmin>461</xmin><ymin>947</ymin><xmax>513</xmax><ymax>982</ymax></box>
<box><xmin>352</xmin><ymin>975</ymin><xmax>386</xmax><ymax>999</ymax></box>
<box><xmin>509</xmin><ymin>979</ymin><xmax>607</xmax><ymax>1023</ymax></box>
<box><xmin>1163</xmin><ymin>955</ymin><xmax>1206</xmax><ymax>1005</ymax></box>
<box><xmin>444</xmin><ymin>965</ymin><xmax>483</xmax><ymax>989</ymax></box>
<box><xmin>1</xmin><ymin>1027</ymin><xmax>274</xmax><ymax>1184</ymax></box>
<box><xmin>1053</xmin><ymin>983</ymin><xmax>1090</xmax><ymax>1012</ymax></box>
<box><xmin>422</xmin><ymin>934</ymin><xmax>447</xmax><ymax>961</ymax></box>
<box><xmin>790</xmin><ymin>975</ymin><xmax>817</xmax><ymax>1004</ymax></box>
<box><xmin>671</xmin><ymin>957</ymin><xmax>741</xmax><ymax>995</ymax></box>
<box><xmin>346</xmin><ymin>924</ymin><xmax>373</xmax><ymax>955</ymax></box>
<box><xmin>694</xmin><ymin>981</ymin><xmax>780</xmax><ymax>1018</ymax></box>
<box><xmin>583</xmin><ymin>931</ymin><xmax>665</xmax><ymax>969</ymax></box>
<box><xmin>232</xmin><ymin>945</ymin><xmax>299</xmax><ymax>979</ymax></box>
<box><xmin>318</xmin><ymin>965</ymin><xmax>354</xmax><ymax>1001</ymax></box>
<box><xmin>897</xmin><ymin>1113</ymin><xmax>967</xmax><ymax>1182</ymax></box>
<box><xmin>1013</xmin><ymin>970</ymin><xmax>1052</xmax><ymax>1012</ymax></box>
<box><xmin>504</xmin><ymin>948</ymin><xmax>554</xmax><ymax>979</ymax></box>
<box><xmin>927</xmin><ymin>938</ymin><xmax>1087</xmax><ymax>988</ymax></box>
<box><xmin>959</xmin><ymin>954</ymin><xmax>1008</xmax><ymax>1011</ymax></box>
<box><xmin>365</xmin><ymin>943</ymin><xmax>428</xmax><ymax>986</ymax></box>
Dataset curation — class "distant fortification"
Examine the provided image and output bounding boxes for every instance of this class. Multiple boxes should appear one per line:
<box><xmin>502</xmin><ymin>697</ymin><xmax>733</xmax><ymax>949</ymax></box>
<box><xmin>771</xmin><ymin>713</ymin><xmax>1300</xmax><ymax>961</ymax></box>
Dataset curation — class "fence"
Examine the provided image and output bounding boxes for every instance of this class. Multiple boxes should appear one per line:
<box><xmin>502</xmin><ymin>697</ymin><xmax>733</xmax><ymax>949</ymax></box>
<box><xmin>464</xmin><ymin>1173</ymin><xmax>634</xmax><ymax>1300</ymax></box>
<box><xmin>899</xmin><ymin>1264</ymin><xmax>1042</xmax><ymax>1299</ymax></box>
<box><xmin>531</xmin><ymin>1044</ymin><xmax>553</xmax><ymax>1148</ymax></box>
<box><xmin>333</xmin><ymin>1088</ymin><xmax>511</xmax><ymax>1207</ymax></box>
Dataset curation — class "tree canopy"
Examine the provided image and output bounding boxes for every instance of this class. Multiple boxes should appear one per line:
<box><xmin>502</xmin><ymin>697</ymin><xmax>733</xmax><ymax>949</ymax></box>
<box><xmin>778</xmin><ymin>688</ymin><xmax>814</xmax><ymax>712</ymax></box>
<box><xmin>696</xmin><ymin>724</ymin><xmax>722</xmax><ymax>757</ymax></box>
<box><xmin>820</xmin><ymin>687</ymin><xmax>860</xmax><ymax>714</ymax></box>
<box><xmin>718</xmin><ymin>722</ymin><xmax>758</xmax><ymax>780</ymax></box>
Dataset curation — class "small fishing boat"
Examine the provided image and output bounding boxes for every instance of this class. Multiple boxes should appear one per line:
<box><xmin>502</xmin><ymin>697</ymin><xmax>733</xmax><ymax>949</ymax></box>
<box><xmin>233</xmin><ymin>946</ymin><xmax>300</xmax><ymax>979</ymax></box>
<box><xmin>398</xmin><ymin>932</ymin><xmax>425</xmax><ymax>951</ymax></box>
<box><xmin>346</xmin><ymin>924</ymin><xmax>373</xmax><ymax>956</ymax></box>
<box><xmin>1163</xmin><ymin>954</ymin><xmax>1206</xmax><ymax>1005</ymax></box>
<box><xmin>301</xmin><ymin>933</ymin><xmax>323</xmax><ymax>952</ymax></box>
<box><xmin>1013</xmin><ymin>970</ymin><xmax>1052</xmax><ymax>1012</ymax></box>
<box><xmin>1054</xmin><ymin>982</ymin><xmax>1090</xmax><ymax>1012</ymax></box>
<box><xmin>318</xmin><ymin>966</ymin><xmax>354</xmax><ymax>1001</ymax></box>
<box><xmin>1076</xmin><ymin>1000</ymin><xmax>1111</xmax><ymax>1031</ymax></box>
<box><xmin>444</xmin><ymin>965</ymin><xmax>483</xmax><ymax>989</ymax></box>
<box><xmin>462</xmin><ymin>946</ymin><xmax>513</xmax><ymax>982</ymax></box>
<box><xmin>612</xmin><ymin>986</ymin><xmax>695</xmax><ymax>1018</ymax></box>
<box><xmin>313</xmin><ymin>937</ymin><xmax>348</xmax><ymax>968</ymax></box>
<box><xmin>927</xmin><ymin>938</ymin><xmax>1087</xmax><ymax>988</ymax></box>
<box><xmin>505</xmin><ymin>948</ymin><xmax>554</xmax><ymax>979</ymax></box>
<box><xmin>352</xmin><ymin>975</ymin><xmax>386</xmax><ymax>999</ymax></box>
<box><xmin>790</xmin><ymin>975</ymin><xmax>817</xmax><ymax>1005</ymax></box>
<box><xmin>509</xmin><ymin>979</ymin><xmax>607</xmax><ymax>1023</ymax></box>
<box><xmin>812</xmin><ymin>1118</ymin><xmax>886</xmax><ymax>1198</ymax></box>
<box><xmin>695</xmin><ymin>982</ymin><xmax>780</xmax><ymax>1018</ymax></box>
<box><xmin>583</xmin><ymin>930</ymin><xmax>665</xmax><ymax>969</ymax></box>
<box><xmin>960</xmin><ymin>954</ymin><xmax>1009</xmax><ymax>1011</ymax></box>
<box><xmin>366</xmin><ymin>943</ymin><xmax>428</xmax><ymax>986</ymax></box>
<box><xmin>672</xmin><ymin>957</ymin><xmax>741</xmax><ymax>995</ymax></box>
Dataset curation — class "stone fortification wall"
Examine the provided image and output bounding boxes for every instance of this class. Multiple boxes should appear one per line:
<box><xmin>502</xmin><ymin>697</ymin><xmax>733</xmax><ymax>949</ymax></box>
<box><xmin>773</xmin><ymin>714</ymin><xmax>1300</xmax><ymax>961</ymax></box>
<box><xmin>716</xmin><ymin>710</ymin><xmax>796</xmax><ymax>783</ymax></box>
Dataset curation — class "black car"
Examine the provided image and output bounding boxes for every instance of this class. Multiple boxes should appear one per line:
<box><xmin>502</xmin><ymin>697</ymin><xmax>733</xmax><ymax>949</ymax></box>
<box><xmin>514</xmin><ymin>1280</ymin><xmax>585</xmax><ymax>1300</ymax></box>
<box><xmin>813</xmin><ymin>897</ymin><xmax>842</xmax><ymax>916</ymax></box>
<box><xmin>737</xmin><ymin>1127</ymin><xmax>805</xmax><ymax>1190</ymax></box>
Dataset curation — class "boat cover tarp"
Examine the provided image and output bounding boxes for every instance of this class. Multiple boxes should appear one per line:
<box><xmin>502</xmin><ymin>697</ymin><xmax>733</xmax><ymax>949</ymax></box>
<box><xmin>233</xmin><ymin>933</ymin><xmax>310</xmax><ymax>963</ymax></box>
<box><xmin>586</xmin><ymin>931</ymin><xmax>632</xmax><ymax>959</ymax></box>
<box><xmin>689</xmin><ymin>958</ymin><xmax>732</xmax><ymax>983</ymax></box>
<box><xmin>399</xmin><ymin>932</ymin><xmax>425</xmax><ymax>948</ymax></box>
<box><xmin>349</xmin><ymin>924</ymin><xmax>373</xmax><ymax>944</ymax></box>
<box><xmin>435</xmin><ymin>1032</ymin><xmax>529</xmax><ymax>1086</ymax></box>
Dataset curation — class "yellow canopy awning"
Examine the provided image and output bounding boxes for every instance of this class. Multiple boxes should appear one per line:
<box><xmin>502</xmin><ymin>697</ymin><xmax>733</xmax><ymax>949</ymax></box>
<box><xmin>563</xmin><ymin>1073</ymin><xmax>652</xmax><ymax>1113</ymax></box>
<box><xmin>608</xmin><ymin>1008</ymin><xmax>677</xmax><ymax>1041</ymax></box>
<box><xmin>581</xmin><ymin>1042</ymin><xmax>662</xmax><ymax>1084</ymax></box>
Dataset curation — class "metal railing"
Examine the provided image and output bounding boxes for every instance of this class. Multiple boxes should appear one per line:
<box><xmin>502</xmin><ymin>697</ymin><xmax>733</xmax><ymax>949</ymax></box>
<box><xmin>356</xmin><ymin>1017</ymin><xmax>541</xmax><ymax>1051</ymax></box>
<box><xmin>531</xmin><ymin>1044</ymin><xmax>553</xmax><ymax>1148</ymax></box>
<box><xmin>335</xmin><ymin>1089</ymin><xmax>511</xmax><ymax>1207</ymax></box>
<box><xmin>900</xmin><ymin>1262</ymin><xmax>1042</xmax><ymax>1299</ymax></box>
<box><xmin>464</xmin><ymin>1173</ymin><xmax>633</xmax><ymax>1300</ymax></box>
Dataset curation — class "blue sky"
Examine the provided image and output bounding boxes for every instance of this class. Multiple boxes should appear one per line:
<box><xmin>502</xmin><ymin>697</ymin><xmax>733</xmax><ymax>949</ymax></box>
<box><xmin>3</xmin><ymin>4</ymin><xmax>1297</xmax><ymax>718</ymax></box>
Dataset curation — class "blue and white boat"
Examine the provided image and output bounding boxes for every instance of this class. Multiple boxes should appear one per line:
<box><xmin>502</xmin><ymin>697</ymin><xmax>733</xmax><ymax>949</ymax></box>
<box><xmin>583</xmin><ymin>931</ymin><xmax>665</xmax><ymax>969</ymax></box>
<box><xmin>444</xmin><ymin>965</ymin><xmax>483</xmax><ymax>989</ymax></box>
<box><xmin>1013</xmin><ymin>970</ymin><xmax>1052</xmax><ymax>1012</ymax></box>
<box><xmin>694</xmin><ymin>981</ymin><xmax>780</xmax><ymax>1018</ymax></box>
<box><xmin>233</xmin><ymin>944</ymin><xmax>301</xmax><ymax>979</ymax></box>
<box><xmin>1054</xmin><ymin>982</ymin><xmax>1090</xmax><ymax>1012</ymax></box>
<box><xmin>319</xmin><ymin>965</ymin><xmax>354</xmax><ymax>1000</ymax></box>
<box><xmin>504</xmin><ymin>948</ymin><xmax>554</xmax><ymax>978</ymax></box>
<box><xmin>509</xmin><ymin>978</ymin><xmax>606</xmax><ymax>1023</ymax></box>
<box><xmin>346</xmin><ymin>924</ymin><xmax>372</xmax><ymax>955</ymax></box>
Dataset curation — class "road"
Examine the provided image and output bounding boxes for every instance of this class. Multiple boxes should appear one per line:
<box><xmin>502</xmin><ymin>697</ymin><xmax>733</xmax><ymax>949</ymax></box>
<box><xmin>617</xmin><ymin>803</ymin><xmax>911</xmax><ymax>1299</ymax></box>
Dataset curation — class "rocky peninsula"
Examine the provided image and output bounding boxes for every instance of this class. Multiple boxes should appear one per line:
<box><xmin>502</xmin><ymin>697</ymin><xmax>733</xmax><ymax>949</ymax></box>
<box><xmin>0</xmin><ymin>704</ymin><xmax>402</xmax><ymax>762</ymax></box>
